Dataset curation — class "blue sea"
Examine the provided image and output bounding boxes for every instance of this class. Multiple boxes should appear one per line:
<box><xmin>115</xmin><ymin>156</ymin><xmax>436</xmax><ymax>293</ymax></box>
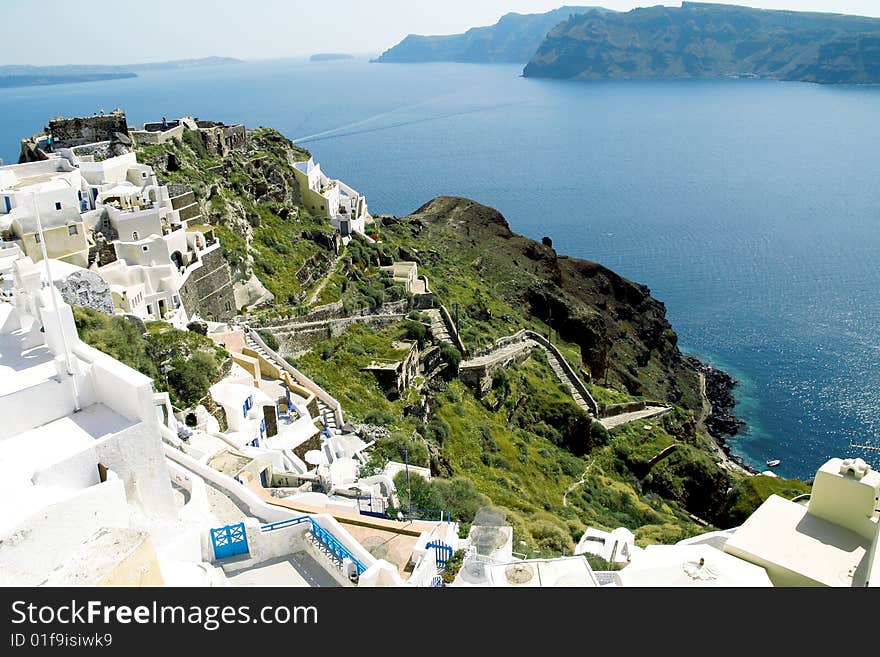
<box><xmin>2</xmin><ymin>58</ymin><xmax>879</xmax><ymax>479</ymax></box>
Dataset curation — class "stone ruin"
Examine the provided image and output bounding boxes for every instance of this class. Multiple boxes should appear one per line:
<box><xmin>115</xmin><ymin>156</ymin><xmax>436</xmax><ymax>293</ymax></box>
<box><xmin>57</xmin><ymin>270</ymin><xmax>114</xmax><ymax>316</ymax></box>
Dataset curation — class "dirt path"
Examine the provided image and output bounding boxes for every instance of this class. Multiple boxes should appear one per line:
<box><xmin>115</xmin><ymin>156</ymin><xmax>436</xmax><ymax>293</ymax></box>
<box><xmin>305</xmin><ymin>256</ymin><xmax>340</xmax><ymax>306</ymax></box>
<box><xmin>563</xmin><ymin>459</ymin><xmax>596</xmax><ymax>507</ymax></box>
<box><xmin>698</xmin><ymin>373</ymin><xmax>753</xmax><ymax>476</ymax></box>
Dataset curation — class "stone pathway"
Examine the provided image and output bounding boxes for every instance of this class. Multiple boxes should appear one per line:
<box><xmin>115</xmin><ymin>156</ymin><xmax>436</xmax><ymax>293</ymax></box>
<box><xmin>599</xmin><ymin>406</ymin><xmax>672</xmax><ymax>430</ymax></box>
<box><xmin>461</xmin><ymin>333</ymin><xmax>597</xmax><ymax>418</ymax></box>
<box><xmin>425</xmin><ymin>309</ymin><xmax>453</xmax><ymax>346</ymax></box>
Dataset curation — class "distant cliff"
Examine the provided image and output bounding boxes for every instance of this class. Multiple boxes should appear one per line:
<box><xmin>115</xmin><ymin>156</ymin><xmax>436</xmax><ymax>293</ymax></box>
<box><xmin>374</xmin><ymin>6</ymin><xmax>612</xmax><ymax>64</ymax></box>
<box><xmin>524</xmin><ymin>2</ymin><xmax>880</xmax><ymax>84</ymax></box>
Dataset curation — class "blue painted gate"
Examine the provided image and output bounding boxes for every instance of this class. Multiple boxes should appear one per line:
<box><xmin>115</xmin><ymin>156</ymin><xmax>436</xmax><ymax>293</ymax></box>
<box><xmin>210</xmin><ymin>522</ymin><xmax>249</xmax><ymax>560</ymax></box>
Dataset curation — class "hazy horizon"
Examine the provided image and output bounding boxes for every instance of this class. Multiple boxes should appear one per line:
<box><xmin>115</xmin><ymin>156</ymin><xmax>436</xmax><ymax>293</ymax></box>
<box><xmin>3</xmin><ymin>1</ymin><xmax>880</xmax><ymax>66</ymax></box>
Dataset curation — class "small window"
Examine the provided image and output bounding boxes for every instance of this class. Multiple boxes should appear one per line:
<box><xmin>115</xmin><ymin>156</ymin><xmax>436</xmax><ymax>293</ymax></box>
<box><xmin>68</xmin><ymin>225</ymin><xmax>78</xmax><ymax>236</ymax></box>
<box><xmin>141</xmin><ymin>172</ymin><xmax>148</xmax><ymax>178</ymax></box>
<box><xmin>34</xmin><ymin>233</ymin><xmax>42</xmax><ymax>244</ymax></box>
<box><xmin>77</xmin><ymin>190</ymin><xmax>83</xmax><ymax>201</ymax></box>
<box><xmin>142</xmin><ymin>245</ymin><xmax>149</xmax><ymax>252</ymax></box>
<box><xmin>146</xmin><ymin>304</ymin><xmax>153</xmax><ymax>315</ymax></box>
<box><xmin>132</xmin><ymin>231</ymin><xmax>139</xmax><ymax>240</ymax></box>
<box><xmin>54</xmin><ymin>202</ymin><xmax>62</xmax><ymax>211</ymax></box>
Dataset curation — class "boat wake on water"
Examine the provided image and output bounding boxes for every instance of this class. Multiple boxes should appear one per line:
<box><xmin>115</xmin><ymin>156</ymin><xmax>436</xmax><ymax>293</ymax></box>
<box><xmin>294</xmin><ymin>100</ymin><xmax>527</xmax><ymax>144</ymax></box>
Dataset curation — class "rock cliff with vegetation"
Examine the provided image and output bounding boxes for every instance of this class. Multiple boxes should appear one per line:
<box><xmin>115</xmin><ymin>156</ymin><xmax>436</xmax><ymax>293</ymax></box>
<box><xmin>374</xmin><ymin>6</ymin><xmax>609</xmax><ymax>64</ymax></box>
<box><xmin>524</xmin><ymin>2</ymin><xmax>880</xmax><ymax>83</ymax></box>
<box><xmin>114</xmin><ymin>121</ymin><xmax>812</xmax><ymax>555</ymax></box>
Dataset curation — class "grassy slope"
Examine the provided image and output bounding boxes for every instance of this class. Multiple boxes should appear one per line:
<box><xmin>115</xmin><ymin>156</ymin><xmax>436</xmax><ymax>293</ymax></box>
<box><xmin>136</xmin><ymin>127</ymin><xmax>336</xmax><ymax>306</ymax></box>
<box><xmin>130</xmin><ymin>128</ymin><xmax>810</xmax><ymax>555</ymax></box>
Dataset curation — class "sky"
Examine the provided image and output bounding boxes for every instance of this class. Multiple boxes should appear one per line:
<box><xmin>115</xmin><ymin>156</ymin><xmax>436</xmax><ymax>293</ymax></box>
<box><xmin>2</xmin><ymin>1</ymin><xmax>880</xmax><ymax>65</ymax></box>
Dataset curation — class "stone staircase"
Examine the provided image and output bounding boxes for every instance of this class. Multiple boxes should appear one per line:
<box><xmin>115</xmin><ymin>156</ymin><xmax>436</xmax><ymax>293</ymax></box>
<box><xmin>316</xmin><ymin>399</ymin><xmax>339</xmax><ymax>435</ymax></box>
<box><xmin>244</xmin><ymin>333</ymin><xmax>270</xmax><ymax>361</ymax></box>
<box><xmin>425</xmin><ymin>309</ymin><xmax>453</xmax><ymax>346</ymax></box>
<box><xmin>544</xmin><ymin>348</ymin><xmax>594</xmax><ymax>417</ymax></box>
<box><xmin>461</xmin><ymin>331</ymin><xmax>599</xmax><ymax>418</ymax></box>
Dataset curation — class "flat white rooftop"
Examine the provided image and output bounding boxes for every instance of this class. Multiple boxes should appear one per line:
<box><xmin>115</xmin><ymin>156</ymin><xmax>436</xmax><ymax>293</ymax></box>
<box><xmin>485</xmin><ymin>557</ymin><xmax>599</xmax><ymax>587</ymax></box>
<box><xmin>0</xmin><ymin>328</ymin><xmax>56</xmax><ymax>396</ymax></box>
<box><xmin>0</xmin><ymin>403</ymin><xmax>134</xmax><ymax>535</ymax></box>
<box><xmin>1</xmin><ymin>403</ymin><xmax>134</xmax><ymax>487</ymax></box>
<box><xmin>723</xmin><ymin>495</ymin><xmax>871</xmax><ymax>587</ymax></box>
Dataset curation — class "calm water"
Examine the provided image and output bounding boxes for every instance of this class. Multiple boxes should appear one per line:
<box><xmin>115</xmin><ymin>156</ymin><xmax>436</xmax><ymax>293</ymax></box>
<box><xmin>2</xmin><ymin>58</ymin><xmax>879</xmax><ymax>478</ymax></box>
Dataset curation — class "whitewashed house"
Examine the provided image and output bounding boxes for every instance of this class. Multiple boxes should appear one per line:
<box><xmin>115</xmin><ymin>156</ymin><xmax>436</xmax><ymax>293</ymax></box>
<box><xmin>292</xmin><ymin>157</ymin><xmax>369</xmax><ymax>238</ymax></box>
<box><xmin>0</xmin><ymin>256</ymin><xmax>224</xmax><ymax>586</ymax></box>
<box><xmin>0</xmin><ymin>159</ymin><xmax>90</xmax><ymax>267</ymax></box>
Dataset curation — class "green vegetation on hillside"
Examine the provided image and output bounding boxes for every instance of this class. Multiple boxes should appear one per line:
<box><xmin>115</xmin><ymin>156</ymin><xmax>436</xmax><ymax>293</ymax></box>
<box><xmin>73</xmin><ymin>307</ymin><xmax>229</xmax><ymax>408</ymax></box>
<box><xmin>127</xmin><ymin>121</ymin><xmax>812</xmax><ymax>557</ymax></box>
<box><xmin>524</xmin><ymin>3</ymin><xmax>880</xmax><ymax>84</ymax></box>
<box><xmin>135</xmin><ymin>127</ymin><xmax>337</xmax><ymax>306</ymax></box>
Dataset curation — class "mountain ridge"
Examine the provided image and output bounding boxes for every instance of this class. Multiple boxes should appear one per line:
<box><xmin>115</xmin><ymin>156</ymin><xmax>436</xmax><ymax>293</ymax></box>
<box><xmin>374</xmin><ymin>6</ymin><xmax>613</xmax><ymax>64</ymax></box>
<box><xmin>523</xmin><ymin>2</ymin><xmax>880</xmax><ymax>84</ymax></box>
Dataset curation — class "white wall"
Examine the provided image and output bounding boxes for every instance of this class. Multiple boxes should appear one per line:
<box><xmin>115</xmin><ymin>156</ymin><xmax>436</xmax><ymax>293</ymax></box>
<box><xmin>31</xmin><ymin>443</ymin><xmax>100</xmax><ymax>491</ymax></box>
<box><xmin>0</xmin><ymin>479</ymin><xmax>129</xmax><ymax>586</ymax></box>
<box><xmin>108</xmin><ymin>207</ymin><xmax>163</xmax><ymax>243</ymax></box>
<box><xmin>0</xmin><ymin>377</ymin><xmax>78</xmax><ymax>439</ymax></box>
<box><xmin>94</xmin><ymin>422</ymin><xmax>176</xmax><ymax>518</ymax></box>
<box><xmin>78</xmin><ymin>153</ymin><xmax>138</xmax><ymax>185</ymax></box>
<box><xmin>164</xmin><ymin>445</ymin><xmax>377</xmax><ymax>570</ymax></box>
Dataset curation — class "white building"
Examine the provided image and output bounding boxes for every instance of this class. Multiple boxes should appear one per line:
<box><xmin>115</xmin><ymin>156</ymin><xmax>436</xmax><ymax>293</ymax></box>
<box><xmin>292</xmin><ymin>158</ymin><xmax>369</xmax><ymax>238</ymax></box>
<box><xmin>0</xmin><ymin>142</ymin><xmax>222</xmax><ymax>325</ymax></box>
<box><xmin>575</xmin><ymin>526</ymin><xmax>638</xmax><ymax>566</ymax></box>
<box><xmin>0</xmin><ymin>159</ymin><xmax>90</xmax><ymax>267</ymax></box>
<box><xmin>0</xmin><ymin>256</ymin><xmax>223</xmax><ymax>586</ymax></box>
<box><xmin>722</xmin><ymin>457</ymin><xmax>880</xmax><ymax>587</ymax></box>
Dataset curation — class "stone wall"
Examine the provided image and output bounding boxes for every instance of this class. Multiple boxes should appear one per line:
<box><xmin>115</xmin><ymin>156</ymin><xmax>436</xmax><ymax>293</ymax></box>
<box><xmin>460</xmin><ymin>348</ymin><xmax>533</xmax><ymax>398</ymax></box>
<box><xmin>179</xmin><ymin>247</ymin><xmax>236</xmax><ymax>321</ymax></box>
<box><xmin>276</xmin><ymin>315</ymin><xmax>405</xmax><ymax>354</ymax></box>
<box><xmin>601</xmin><ymin>401</ymin><xmax>648</xmax><ymax>419</ymax></box>
<box><xmin>49</xmin><ymin>110</ymin><xmax>128</xmax><ymax>148</ymax></box>
<box><xmin>168</xmin><ymin>187</ymin><xmax>196</xmax><ymax>210</ymax></box>
<box><xmin>177</xmin><ymin>203</ymin><xmax>202</xmax><ymax>222</ymax></box>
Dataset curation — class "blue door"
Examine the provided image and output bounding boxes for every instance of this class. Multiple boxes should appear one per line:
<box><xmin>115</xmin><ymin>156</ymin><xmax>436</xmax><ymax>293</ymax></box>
<box><xmin>210</xmin><ymin>523</ymin><xmax>249</xmax><ymax>560</ymax></box>
<box><xmin>3</xmin><ymin>196</ymin><xmax>10</xmax><ymax>213</ymax></box>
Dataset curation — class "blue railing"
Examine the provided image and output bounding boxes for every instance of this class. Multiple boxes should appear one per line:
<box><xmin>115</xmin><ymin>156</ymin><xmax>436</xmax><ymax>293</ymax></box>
<box><xmin>261</xmin><ymin>516</ymin><xmax>367</xmax><ymax>575</ymax></box>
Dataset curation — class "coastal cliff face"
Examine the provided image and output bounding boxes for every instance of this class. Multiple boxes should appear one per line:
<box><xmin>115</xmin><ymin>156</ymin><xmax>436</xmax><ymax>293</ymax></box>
<box><xmin>374</xmin><ymin>6</ymin><xmax>608</xmax><ymax>64</ymax></box>
<box><xmin>132</xmin><ymin>123</ymin><xmax>805</xmax><ymax>549</ymax></box>
<box><xmin>384</xmin><ymin>196</ymin><xmax>702</xmax><ymax>411</ymax></box>
<box><xmin>524</xmin><ymin>2</ymin><xmax>880</xmax><ymax>83</ymax></box>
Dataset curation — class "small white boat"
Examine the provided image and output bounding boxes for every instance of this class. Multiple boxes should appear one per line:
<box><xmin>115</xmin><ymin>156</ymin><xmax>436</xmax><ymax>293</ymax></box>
<box><xmin>766</xmin><ymin>459</ymin><xmax>781</xmax><ymax>468</ymax></box>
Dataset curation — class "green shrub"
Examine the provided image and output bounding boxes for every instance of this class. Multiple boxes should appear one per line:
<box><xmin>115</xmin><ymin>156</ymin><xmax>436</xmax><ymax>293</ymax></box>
<box><xmin>364</xmin><ymin>409</ymin><xmax>395</xmax><ymax>426</ymax></box>
<box><xmin>257</xmin><ymin>329</ymin><xmax>280</xmax><ymax>352</ymax></box>
<box><xmin>529</xmin><ymin>519</ymin><xmax>573</xmax><ymax>554</ymax></box>
<box><xmin>438</xmin><ymin>343</ymin><xmax>462</xmax><ymax>376</ymax></box>
<box><xmin>422</xmin><ymin>417</ymin><xmax>451</xmax><ymax>444</ymax></box>
<box><xmin>393</xmin><ymin>472</ymin><xmax>441</xmax><ymax>512</ymax></box>
<box><xmin>401</xmin><ymin>321</ymin><xmax>427</xmax><ymax>349</ymax></box>
<box><xmin>167</xmin><ymin>352</ymin><xmax>218</xmax><ymax>407</ymax></box>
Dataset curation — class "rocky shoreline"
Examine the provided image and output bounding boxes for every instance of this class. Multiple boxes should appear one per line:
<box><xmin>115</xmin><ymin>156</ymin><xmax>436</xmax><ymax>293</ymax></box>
<box><xmin>684</xmin><ymin>355</ymin><xmax>756</xmax><ymax>475</ymax></box>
